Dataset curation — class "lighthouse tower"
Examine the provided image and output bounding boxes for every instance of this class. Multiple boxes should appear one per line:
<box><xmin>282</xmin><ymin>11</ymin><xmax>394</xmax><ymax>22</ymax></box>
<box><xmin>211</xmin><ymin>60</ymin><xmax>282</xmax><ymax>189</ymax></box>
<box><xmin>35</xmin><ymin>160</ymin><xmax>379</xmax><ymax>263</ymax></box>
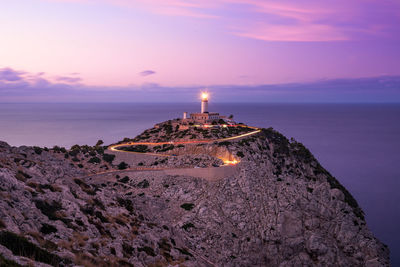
<box><xmin>188</xmin><ymin>91</ymin><xmax>222</xmax><ymax>124</ymax></box>
<box><xmin>201</xmin><ymin>92</ymin><xmax>208</xmax><ymax>113</ymax></box>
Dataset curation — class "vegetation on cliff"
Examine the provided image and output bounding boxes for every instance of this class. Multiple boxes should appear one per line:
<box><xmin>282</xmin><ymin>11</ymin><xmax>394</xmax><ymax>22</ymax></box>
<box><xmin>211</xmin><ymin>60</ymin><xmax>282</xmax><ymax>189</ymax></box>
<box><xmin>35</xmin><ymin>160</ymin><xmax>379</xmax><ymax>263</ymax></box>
<box><xmin>0</xmin><ymin>124</ymin><xmax>389</xmax><ymax>266</ymax></box>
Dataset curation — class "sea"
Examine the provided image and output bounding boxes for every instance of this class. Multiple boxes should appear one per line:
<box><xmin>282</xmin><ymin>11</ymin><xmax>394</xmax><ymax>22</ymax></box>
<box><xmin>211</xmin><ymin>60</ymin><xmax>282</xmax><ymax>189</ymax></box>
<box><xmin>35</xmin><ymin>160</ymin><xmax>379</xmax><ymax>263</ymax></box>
<box><xmin>0</xmin><ymin>102</ymin><xmax>399</xmax><ymax>265</ymax></box>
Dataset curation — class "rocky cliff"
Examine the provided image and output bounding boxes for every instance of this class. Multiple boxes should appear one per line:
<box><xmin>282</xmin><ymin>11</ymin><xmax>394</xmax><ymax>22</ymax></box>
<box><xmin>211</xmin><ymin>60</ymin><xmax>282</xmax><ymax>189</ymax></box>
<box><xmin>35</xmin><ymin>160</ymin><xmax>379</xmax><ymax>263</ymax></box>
<box><xmin>0</xmin><ymin>127</ymin><xmax>390</xmax><ymax>266</ymax></box>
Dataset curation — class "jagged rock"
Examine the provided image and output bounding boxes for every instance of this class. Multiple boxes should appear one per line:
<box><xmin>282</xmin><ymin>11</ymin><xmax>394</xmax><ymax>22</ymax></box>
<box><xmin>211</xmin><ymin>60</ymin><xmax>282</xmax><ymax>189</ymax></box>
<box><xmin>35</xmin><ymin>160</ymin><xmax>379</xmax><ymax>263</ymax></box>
<box><xmin>0</xmin><ymin>126</ymin><xmax>390</xmax><ymax>266</ymax></box>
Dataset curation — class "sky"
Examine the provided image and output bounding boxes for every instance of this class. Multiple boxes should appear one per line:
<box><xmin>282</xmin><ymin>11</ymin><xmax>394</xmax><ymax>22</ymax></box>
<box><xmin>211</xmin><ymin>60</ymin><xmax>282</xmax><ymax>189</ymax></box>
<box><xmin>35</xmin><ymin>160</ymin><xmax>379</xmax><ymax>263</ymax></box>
<box><xmin>1</xmin><ymin>0</ymin><xmax>400</xmax><ymax>102</ymax></box>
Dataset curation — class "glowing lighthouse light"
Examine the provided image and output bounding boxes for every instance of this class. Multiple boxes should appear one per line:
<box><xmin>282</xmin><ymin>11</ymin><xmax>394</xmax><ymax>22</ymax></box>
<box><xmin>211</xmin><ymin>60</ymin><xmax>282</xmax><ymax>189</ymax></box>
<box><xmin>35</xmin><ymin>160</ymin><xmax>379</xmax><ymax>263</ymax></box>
<box><xmin>201</xmin><ymin>91</ymin><xmax>209</xmax><ymax>113</ymax></box>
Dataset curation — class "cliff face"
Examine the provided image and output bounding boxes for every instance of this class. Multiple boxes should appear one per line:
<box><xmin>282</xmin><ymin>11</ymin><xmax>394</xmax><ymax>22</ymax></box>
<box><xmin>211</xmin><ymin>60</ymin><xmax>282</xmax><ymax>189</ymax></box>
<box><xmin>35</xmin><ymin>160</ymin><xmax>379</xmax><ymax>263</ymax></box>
<box><xmin>0</xmin><ymin>128</ymin><xmax>390</xmax><ymax>266</ymax></box>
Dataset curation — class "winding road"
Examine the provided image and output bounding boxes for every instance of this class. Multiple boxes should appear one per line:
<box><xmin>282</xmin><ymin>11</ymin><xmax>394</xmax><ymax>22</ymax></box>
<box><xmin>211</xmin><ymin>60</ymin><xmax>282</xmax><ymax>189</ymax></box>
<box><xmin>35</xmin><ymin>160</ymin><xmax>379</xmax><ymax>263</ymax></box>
<box><xmin>108</xmin><ymin>125</ymin><xmax>261</xmax><ymax>157</ymax></box>
<box><xmin>83</xmin><ymin>126</ymin><xmax>261</xmax><ymax>181</ymax></box>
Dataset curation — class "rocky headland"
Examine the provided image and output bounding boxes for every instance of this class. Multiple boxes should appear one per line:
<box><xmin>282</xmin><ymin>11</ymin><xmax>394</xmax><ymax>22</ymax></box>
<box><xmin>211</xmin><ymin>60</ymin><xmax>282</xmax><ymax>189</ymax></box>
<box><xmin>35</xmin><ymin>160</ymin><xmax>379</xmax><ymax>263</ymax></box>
<box><xmin>0</xmin><ymin>123</ymin><xmax>390</xmax><ymax>266</ymax></box>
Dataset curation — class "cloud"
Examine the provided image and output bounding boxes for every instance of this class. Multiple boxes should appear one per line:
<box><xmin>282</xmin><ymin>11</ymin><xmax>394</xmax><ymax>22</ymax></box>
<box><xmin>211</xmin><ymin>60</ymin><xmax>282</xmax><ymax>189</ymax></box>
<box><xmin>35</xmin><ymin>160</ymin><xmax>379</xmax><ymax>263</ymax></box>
<box><xmin>56</xmin><ymin>76</ymin><xmax>82</xmax><ymax>83</ymax></box>
<box><xmin>227</xmin><ymin>0</ymin><xmax>348</xmax><ymax>41</ymax></box>
<box><xmin>228</xmin><ymin>0</ymin><xmax>400</xmax><ymax>42</ymax></box>
<box><xmin>0</xmin><ymin>67</ymin><xmax>84</xmax><ymax>88</ymax></box>
<box><xmin>139</xmin><ymin>70</ymin><xmax>156</xmax><ymax>77</ymax></box>
<box><xmin>0</xmin><ymin>68</ymin><xmax>25</xmax><ymax>82</ymax></box>
<box><xmin>40</xmin><ymin>0</ymin><xmax>400</xmax><ymax>41</ymax></box>
<box><xmin>0</xmin><ymin>67</ymin><xmax>79</xmax><ymax>93</ymax></box>
<box><xmin>233</xmin><ymin>24</ymin><xmax>347</xmax><ymax>42</ymax></box>
<box><xmin>1</xmin><ymin>67</ymin><xmax>400</xmax><ymax>103</ymax></box>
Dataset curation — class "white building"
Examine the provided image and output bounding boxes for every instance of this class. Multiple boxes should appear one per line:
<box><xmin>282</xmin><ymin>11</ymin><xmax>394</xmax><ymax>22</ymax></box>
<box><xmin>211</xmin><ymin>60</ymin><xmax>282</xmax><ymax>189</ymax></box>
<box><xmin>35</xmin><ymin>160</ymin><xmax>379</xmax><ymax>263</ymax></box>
<box><xmin>182</xmin><ymin>92</ymin><xmax>226</xmax><ymax>124</ymax></box>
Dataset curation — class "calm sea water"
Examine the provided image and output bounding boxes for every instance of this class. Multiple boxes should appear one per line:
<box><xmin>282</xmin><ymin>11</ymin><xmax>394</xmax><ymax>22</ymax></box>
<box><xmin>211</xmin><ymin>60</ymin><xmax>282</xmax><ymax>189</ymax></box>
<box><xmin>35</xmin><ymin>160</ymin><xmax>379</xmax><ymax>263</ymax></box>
<box><xmin>0</xmin><ymin>103</ymin><xmax>399</xmax><ymax>265</ymax></box>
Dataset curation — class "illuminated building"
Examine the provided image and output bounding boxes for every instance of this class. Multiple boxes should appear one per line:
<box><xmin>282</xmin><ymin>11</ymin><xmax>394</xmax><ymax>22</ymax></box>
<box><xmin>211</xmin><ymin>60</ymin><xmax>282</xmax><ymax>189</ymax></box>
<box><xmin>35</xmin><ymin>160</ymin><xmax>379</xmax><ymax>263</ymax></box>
<box><xmin>183</xmin><ymin>91</ymin><xmax>225</xmax><ymax>124</ymax></box>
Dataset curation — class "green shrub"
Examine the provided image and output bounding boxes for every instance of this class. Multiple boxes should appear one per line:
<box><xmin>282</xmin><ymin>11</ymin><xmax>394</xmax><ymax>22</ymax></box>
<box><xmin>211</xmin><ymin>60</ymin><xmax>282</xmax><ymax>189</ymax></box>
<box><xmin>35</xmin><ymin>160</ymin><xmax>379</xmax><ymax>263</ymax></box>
<box><xmin>137</xmin><ymin>179</ymin><xmax>150</xmax><ymax>188</ymax></box>
<box><xmin>96</xmin><ymin>146</ymin><xmax>104</xmax><ymax>154</ymax></box>
<box><xmin>118</xmin><ymin>176</ymin><xmax>130</xmax><ymax>183</ymax></box>
<box><xmin>180</xmin><ymin>203</ymin><xmax>195</xmax><ymax>211</ymax></box>
<box><xmin>88</xmin><ymin>157</ymin><xmax>101</xmax><ymax>164</ymax></box>
<box><xmin>33</xmin><ymin>146</ymin><xmax>42</xmax><ymax>155</ymax></box>
<box><xmin>102</xmin><ymin>153</ymin><xmax>115</xmax><ymax>163</ymax></box>
<box><xmin>70</xmin><ymin>144</ymin><xmax>81</xmax><ymax>151</ymax></box>
<box><xmin>164</xmin><ymin>124</ymin><xmax>173</xmax><ymax>135</ymax></box>
<box><xmin>95</xmin><ymin>140</ymin><xmax>104</xmax><ymax>147</ymax></box>
<box><xmin>291</xmin><ymin>141</ymin><xmax>314</xmax><ymax>164</ymax></box>
<box><xmin>69</xmin><ymin>149</ymin><xmax>79</xmax><ymax>157</ymax></box>
<box><xmin>116</xmin><ymin>197</ymin><xmax>134</xmax><ymax>213</ymax></box>
<box><xmin>121</xmin><ymin>145</ymin><xmax>149</xmax><ymax>153</ymax></box>
<box><xmin>260</xmin><ymin>128</ymin><xmax>290</xmax><ymax>156</ymax></box>
<box><xmin>118</xmin><ymin>162</ymin><xmax>128</xmax><ymax>170</ymax></box>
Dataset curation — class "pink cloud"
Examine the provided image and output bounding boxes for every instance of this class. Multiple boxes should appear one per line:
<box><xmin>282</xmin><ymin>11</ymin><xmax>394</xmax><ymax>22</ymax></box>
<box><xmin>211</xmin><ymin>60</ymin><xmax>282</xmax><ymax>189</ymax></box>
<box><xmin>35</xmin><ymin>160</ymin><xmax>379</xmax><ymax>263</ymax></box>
<box><xmin>148</xmin><ymin>5</ymin><xmax>218</xmax><ymax>19</ymax></box>
<box><xmin>226</xmin><ymin>0</ymin><xmax>400</xmax><ymax>41</ymax></box>
<box><xmin>234</xmin><ymin>24</ymin><xmax>348</xmax><ymax>42</ymax></box>
<box><xmin>139</xmin><ymin>70</ymin><xmax>156</xmax><ymax>77</ymax></box>
<box><xmin>103</xmin><ymin>0</ymin><xmax>219</xmax><ymax>18</ymax></box>
<box><xmin>39</xmin><ymin>0</ymin><xmax>400</xmax><ymax>42</ymax></box>
<box><xmin>227</xmin><ymin>0</ymin><xmax>331</xmax><ymax>22</ymax></box>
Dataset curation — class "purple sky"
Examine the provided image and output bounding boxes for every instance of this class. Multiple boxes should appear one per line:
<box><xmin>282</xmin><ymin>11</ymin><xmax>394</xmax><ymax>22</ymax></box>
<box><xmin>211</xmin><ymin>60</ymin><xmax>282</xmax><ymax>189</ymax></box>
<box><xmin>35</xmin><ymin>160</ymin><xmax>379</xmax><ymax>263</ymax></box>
<box><xmin>1</xmin><ymin>0</ymin><xmax>400</xmax><ymax>102</ymax></box>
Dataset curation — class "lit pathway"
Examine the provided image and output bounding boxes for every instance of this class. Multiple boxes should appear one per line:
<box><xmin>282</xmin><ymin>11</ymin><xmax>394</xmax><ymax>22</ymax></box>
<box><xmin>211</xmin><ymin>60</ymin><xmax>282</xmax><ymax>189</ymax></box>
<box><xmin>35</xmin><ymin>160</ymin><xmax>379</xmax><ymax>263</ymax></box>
<box><xmin>108</xmin><ymin>126</ymin><xmax>261</xmax><ymax>158</ymax></box>
<box><xmin>81</xmin><ymin>126</ymin><xmax>261</xmax><ymax>180</ymax></box>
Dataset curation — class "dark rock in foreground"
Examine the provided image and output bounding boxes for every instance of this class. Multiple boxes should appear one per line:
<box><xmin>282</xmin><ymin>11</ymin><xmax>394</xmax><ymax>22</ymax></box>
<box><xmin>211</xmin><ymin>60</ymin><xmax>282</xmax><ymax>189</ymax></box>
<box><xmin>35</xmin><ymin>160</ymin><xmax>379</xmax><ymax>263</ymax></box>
<box><xmin>0</xmin><ymin>128</ymin><xmax>389</xmax><ymax>266</ymax></box>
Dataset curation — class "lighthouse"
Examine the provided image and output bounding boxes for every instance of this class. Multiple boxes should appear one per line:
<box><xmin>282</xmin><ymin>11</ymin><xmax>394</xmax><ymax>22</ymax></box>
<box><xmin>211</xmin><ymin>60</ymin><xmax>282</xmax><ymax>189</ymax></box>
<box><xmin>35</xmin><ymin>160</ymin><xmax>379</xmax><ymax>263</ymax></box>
<box><xmin>183</xmin><ymin>91</ymin><xmax>224</xmax><ymax>124</ymax></box>
<box><xmin>201</xmin><ymin>92</ymin><xmax>208</xmax><ymax>113</ymax></box>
